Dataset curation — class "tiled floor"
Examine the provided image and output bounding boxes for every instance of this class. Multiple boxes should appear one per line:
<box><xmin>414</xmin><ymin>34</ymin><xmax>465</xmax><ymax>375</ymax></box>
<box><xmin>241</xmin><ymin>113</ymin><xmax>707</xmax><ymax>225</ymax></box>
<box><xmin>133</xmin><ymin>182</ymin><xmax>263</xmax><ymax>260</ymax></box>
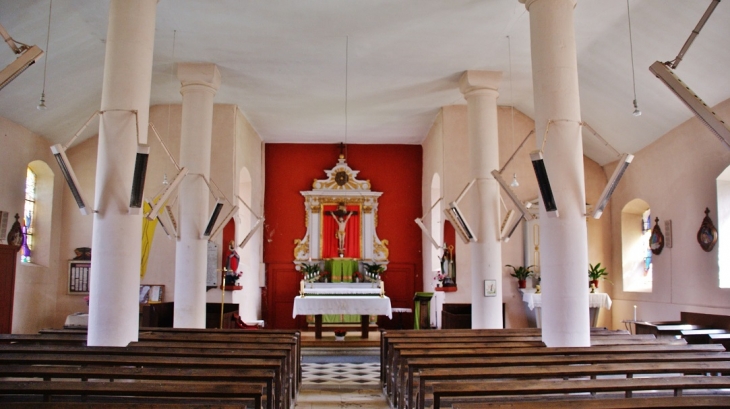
<box><xmin>296</xmin><ymin>350</ymin><xmax>390</xmax><ymax>409</ymax></box>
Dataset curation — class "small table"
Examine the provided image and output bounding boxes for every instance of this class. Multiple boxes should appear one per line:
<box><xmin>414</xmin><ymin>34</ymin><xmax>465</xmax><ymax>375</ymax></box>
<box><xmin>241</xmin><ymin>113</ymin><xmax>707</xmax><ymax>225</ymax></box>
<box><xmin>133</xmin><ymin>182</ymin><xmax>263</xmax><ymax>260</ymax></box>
<box><xmin>293</xmin><ymin>295</ymin><xmax>392</xmax><ymax>339</ymax></box>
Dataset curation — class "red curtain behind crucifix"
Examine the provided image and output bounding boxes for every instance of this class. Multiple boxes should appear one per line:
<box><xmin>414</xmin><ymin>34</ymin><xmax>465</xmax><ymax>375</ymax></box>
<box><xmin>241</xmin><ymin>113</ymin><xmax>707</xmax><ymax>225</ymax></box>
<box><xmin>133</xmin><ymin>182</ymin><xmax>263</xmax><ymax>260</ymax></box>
<box><xmin>321</xmin><ymin>204</ymin><xmax>361</xmax><ymax>259</ymax></box>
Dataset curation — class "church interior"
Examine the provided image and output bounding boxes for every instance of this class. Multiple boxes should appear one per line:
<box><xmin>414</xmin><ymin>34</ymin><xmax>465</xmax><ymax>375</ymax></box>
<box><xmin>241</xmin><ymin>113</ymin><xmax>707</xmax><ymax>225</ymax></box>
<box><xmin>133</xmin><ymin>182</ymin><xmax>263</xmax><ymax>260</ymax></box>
<box><xmin>1</xmin><ymin>0</ymin><xmax>730</xmax><ymax>407</ymax></box>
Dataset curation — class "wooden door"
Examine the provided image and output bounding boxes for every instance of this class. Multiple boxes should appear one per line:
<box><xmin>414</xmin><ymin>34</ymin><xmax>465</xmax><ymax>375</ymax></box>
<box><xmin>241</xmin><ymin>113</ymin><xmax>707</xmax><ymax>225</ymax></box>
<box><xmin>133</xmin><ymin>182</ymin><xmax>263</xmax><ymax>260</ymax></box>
<box><xmin>0</xmin><ymin>244</ymin><xmax>18</xmax><ymax>334</ymax></box>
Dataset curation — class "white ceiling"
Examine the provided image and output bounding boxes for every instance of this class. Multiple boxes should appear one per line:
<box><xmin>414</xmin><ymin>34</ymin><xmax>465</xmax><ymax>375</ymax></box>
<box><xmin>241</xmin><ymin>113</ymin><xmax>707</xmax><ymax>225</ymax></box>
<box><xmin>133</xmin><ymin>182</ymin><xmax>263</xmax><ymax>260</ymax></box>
<box><xmin>0</xmin><ymin>0</ymin><xmax>728</xmax><ymax>165</ymax></box>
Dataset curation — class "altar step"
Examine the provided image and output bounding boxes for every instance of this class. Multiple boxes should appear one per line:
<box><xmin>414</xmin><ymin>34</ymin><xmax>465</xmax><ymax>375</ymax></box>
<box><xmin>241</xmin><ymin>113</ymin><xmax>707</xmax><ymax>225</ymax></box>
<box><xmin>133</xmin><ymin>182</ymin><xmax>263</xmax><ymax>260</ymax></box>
<box><xmin>301</xmin><ymin>330</ymin><xmax>380</xmax><ymax>348</ymax></box>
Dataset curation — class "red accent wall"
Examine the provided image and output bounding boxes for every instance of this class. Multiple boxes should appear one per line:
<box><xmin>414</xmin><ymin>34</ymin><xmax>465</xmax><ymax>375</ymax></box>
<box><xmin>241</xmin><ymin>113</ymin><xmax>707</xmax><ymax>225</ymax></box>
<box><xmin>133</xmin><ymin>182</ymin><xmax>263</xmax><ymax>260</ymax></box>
<box><xmin>264</xmin><ymin>144</ymin><xmax>423</xmax><ymax>329</ymax></box>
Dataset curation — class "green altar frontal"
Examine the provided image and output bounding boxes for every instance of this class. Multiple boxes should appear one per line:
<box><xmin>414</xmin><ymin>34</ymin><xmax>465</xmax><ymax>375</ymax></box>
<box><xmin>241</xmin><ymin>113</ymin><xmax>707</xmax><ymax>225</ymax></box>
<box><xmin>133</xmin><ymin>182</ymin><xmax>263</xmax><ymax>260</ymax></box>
<box><xmin>324</xmin><ymin>258</ymin><xmax>359</xmax><ymax>282</ymax></box>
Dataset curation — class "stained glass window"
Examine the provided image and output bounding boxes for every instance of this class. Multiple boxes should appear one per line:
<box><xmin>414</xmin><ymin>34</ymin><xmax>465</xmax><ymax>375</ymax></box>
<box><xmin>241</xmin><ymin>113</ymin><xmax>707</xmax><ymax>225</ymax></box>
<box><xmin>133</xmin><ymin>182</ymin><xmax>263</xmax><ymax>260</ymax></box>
<box><xmin>21</xmin><ymin>167</ymin><xmax>36</xmax><ymax>263</ymax></box>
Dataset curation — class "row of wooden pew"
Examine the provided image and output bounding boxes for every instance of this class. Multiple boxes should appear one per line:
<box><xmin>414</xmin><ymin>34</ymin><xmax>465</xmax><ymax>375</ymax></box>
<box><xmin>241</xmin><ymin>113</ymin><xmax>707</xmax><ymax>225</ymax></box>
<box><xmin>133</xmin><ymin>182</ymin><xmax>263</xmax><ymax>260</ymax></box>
<box><xmin>379</xmin><ymin>327</ymin><xmax>730</xmax><ymax>409</ymax></box>
<box><xmin>0</xmin><ymin>327</ymin><xmax>301</xmax><ymax>409</ymax></box>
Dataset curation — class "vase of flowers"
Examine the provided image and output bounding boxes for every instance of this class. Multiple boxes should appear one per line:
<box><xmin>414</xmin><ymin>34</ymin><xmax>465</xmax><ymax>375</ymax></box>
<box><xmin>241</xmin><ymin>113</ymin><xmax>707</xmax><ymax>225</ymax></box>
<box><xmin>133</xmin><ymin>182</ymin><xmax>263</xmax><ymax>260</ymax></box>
<box><xmin>334</xmin><ymin>329</ymin><xmax>347</xmax><ymax>341</ymax></box>
<box><xmin>300</xmin><ymin>262</ymin><xmax>320</xmax><ymax>282</ymax></box>
<box><xmin>363</xmin><ymin>262</ymin><xmax>385</xmax><ymax>281</ymax></box>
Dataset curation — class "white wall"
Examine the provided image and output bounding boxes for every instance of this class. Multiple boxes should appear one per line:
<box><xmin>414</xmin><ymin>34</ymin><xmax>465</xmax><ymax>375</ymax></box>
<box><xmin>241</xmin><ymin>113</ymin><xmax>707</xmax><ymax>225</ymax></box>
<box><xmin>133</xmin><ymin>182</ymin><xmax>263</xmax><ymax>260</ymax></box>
<box><xmin>0</xmin><ymin>116</ymin><xmax>65</xmax><ymax>333</ymax></box>
<box><xmin>609</xmin><ymin>98</ymin><xmax>730</xmax><ymax>328</ymax></box>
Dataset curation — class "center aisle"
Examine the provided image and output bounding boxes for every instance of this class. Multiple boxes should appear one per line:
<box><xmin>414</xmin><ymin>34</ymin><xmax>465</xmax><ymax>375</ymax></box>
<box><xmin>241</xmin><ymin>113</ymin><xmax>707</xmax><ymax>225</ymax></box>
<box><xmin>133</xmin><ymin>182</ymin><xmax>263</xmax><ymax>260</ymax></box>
<box><xmin>296</xmin><ymin>332</ymin><xmax>389</xmax><ymax>408</ymax></box>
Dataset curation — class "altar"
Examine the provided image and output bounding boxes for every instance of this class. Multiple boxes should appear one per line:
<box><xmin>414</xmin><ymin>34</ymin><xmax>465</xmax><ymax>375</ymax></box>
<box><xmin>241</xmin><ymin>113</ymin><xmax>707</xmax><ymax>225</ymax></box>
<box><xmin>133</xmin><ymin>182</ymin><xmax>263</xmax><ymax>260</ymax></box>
<box><xmin>521</xmin><ymin>289</ymin><xmax>612</xmax><ymax>328</ymax></box>
<box><xmin>293</xmin><ymin>293</ymin><xmax>392</xmax><ymax>339</ymax></box>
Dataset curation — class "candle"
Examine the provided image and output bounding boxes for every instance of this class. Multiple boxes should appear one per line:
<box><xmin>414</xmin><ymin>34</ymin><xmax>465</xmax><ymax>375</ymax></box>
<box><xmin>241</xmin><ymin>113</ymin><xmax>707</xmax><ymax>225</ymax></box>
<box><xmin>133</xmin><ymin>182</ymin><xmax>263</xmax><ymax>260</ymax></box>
<box><xmin>633</xmin><ymin>305</ymin><xmax>637</xmax><ymax>321</ymax></box>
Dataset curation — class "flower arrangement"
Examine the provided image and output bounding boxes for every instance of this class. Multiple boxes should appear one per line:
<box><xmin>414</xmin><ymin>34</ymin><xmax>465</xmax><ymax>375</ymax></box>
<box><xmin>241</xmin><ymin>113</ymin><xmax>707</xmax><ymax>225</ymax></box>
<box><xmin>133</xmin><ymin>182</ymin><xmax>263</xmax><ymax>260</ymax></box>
<box><xmin>353</xmin><ymin>271</ymin><xmax>364</xmax><ymax>282</ymax></box>
<box><xmin>334</xmin><ymin>329</ymin><xmax>347</xmax><ymax>337</ymax></box>
<box><xmin>320</xmin><ymin>270</ymin><xmax>331</xmax><ymax>283</ymax></box>
<box><xmin>363</xmin><ymin>262</ymin><xmax>385</xmax><ymax>280</ymax></box>
<box><xmin>300</xmin><ymin>262</ymin><xmax>320</xmax><ymax>282</ymax></box>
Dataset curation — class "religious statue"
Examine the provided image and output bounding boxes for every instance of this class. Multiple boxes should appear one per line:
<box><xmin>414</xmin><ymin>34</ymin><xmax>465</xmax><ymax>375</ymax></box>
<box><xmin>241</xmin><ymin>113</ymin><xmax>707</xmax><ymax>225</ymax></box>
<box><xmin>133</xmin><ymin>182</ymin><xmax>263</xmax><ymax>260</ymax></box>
<box><xmin>331</xmin><ymin>210</ymin><xmax>353</xmax><ymax>256</ymax></box>
<box><xmin>224</xmin><ymin>240</ymin><xmax>241</xmax><ymax>286</ymax></box>
<box><xmin>440</xmin><ymin>245</ymin><xmax>456</xmax><ymax>287</ymax></box>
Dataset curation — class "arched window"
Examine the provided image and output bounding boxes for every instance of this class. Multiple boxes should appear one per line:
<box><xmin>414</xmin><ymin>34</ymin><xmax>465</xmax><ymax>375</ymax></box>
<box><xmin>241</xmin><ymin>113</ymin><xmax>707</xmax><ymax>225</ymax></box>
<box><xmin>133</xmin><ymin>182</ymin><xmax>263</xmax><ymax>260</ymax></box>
<box><xmin>717</xmin><ymin>166</ymin><xmax>730</xmax><ymax>287</ymax></box>
<box><xmin>621</xmin><ymin>199</ymin><xmax>652</xmax><ymax>292</ymax></box>
<box><xmin>21</xmin><ymin>167</ymin><xmax>37</xmax><ymax>263</ymax></box>
<box><xmin>21</xmin><ymin>161</ymin><xmax>54</xmax><ymax>266</ymax></box>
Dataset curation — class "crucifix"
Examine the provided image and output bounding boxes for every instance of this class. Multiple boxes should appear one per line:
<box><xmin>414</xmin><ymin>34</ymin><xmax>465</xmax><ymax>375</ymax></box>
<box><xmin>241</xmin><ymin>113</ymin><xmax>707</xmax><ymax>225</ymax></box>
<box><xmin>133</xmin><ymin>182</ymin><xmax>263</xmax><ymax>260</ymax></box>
<box><xmin>324</xmin><ymin>202</ymin><xmax>359</xmax><ymax>256</ymax></box>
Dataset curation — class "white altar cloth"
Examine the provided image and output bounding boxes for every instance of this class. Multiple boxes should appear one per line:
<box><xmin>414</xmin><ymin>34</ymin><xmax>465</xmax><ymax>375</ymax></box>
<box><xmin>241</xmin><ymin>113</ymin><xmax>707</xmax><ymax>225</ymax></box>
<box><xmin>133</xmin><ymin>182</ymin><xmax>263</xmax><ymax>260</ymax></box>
<box><xmin>522</xmin><ymin>290</ymin><xmax>612</xmax><ymax>311</ymax></box>
<box><xmin>292</xmin><ymin>295</ymin><xmax>392</xmax><ymax>319</ymax></box>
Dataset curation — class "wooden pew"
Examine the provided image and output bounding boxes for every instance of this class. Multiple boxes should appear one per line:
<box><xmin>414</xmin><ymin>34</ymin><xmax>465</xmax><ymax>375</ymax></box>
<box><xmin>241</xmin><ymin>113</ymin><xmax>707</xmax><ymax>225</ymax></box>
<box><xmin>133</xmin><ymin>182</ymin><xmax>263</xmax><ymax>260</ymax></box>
<box><xmin>452</xmin><ymin>396</ymin><xmax>730</xmax><ymax>408</ymax></box>
<box><xmin>32</xmin><ymin>329</ymin><xmax>300</xmax><ymax>405</ymax></box>
<box><xmin>0</xmin><ymin>353</ymin><xmax>282</xmax><ymax>409</ymax></box>
<box><xmin>680</xmin><ymin>329</ymin><xmax>727</xmax><ymax>344</ymax></box>
<box><xmin>379</xmin><ymin>328</ymin><xmax>627</xmax><ymax>383</ymax></box>
<box><xmin>386</xmin><ymin>334</ymin><xmax>660</xmax><ymax>406</ymax></box>
<box><xmin>386</xmin><ymin>339</ymin><xmax>548</xmax><ymax>401</ymax></box>
<box><xmin>431</xmin><ymin>376</ymin><xmax>730</xmax><ymax>409</ymax></box>
<box><xmin>394</xmin><ymin>344</ymin><xmax>726</xmax><ymax>409</ymax></box>
<box><xmin>418</xmin><ymin>360</ymin><xmax>730</xmax><ymax>409</ymax></box>
<box><xmin>0</xmin><ymin>380</ymin><xmax>264</xmax><ymax>408</ymax></box>
<box><xmin>0</xmin><ymin>364</ymin><xmax>272</xmax><ymax>409</ymax></box>
<box><xmin>404</xmin><ymin>350</ymin><xmax>730</xmax><ymax>409</ymax></box>
<box><xmin>1</xmin><ymin>404</ymin><xmax>247</xmax><ymax>409</ymax></box>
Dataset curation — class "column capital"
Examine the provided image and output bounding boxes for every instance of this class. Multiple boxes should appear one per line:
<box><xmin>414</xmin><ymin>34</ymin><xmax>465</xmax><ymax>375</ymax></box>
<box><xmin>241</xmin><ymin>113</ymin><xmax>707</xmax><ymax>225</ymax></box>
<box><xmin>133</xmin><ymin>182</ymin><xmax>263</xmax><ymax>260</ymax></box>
<box><xmin>177</xmin><ymin>62</ymin><xmax>221</xmax><ymax>91</ymax></box>
<box><xmin>519</xmin><ymin>0</ymin><xmax>577</xmax><ymax>11</ymax></box>
<box><xmin>459</xmin><ymin>70</ymin><xmax>502</xmax><ymax>98</ymax></box>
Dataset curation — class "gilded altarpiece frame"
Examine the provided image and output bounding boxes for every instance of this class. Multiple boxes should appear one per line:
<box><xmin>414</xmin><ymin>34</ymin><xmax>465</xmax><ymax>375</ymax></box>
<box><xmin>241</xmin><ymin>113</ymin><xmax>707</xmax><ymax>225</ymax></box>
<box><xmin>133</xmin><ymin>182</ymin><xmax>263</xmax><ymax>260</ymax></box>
<box><xmin>293</xmin><ymin>156</ymin><xmax>389</xmax><ymax>268</ymax></box>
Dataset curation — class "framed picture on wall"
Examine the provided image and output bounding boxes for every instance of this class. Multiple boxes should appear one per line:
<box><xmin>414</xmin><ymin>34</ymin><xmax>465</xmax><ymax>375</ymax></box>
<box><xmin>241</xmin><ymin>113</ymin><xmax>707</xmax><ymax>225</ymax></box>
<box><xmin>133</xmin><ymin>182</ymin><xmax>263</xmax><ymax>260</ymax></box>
<box><xmin>484</xmin><ymin>279</ymin><xmax>497</xmax><ymax>297</ymax></box>
<box><xmin>68</xmin><ymin>260</ymin><xmax>90</xmax><ymax>294</ymax></box>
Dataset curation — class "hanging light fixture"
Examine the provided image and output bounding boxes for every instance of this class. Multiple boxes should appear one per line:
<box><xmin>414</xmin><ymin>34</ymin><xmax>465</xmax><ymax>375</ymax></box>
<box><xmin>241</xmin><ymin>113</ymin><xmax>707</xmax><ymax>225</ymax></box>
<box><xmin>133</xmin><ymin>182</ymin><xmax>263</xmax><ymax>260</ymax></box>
<box><xmin>37</xmin><ymin>0</ymin><xmax>52</xmax><ymax>111</ymax></box>
<box><xmin>510</xmin><ymin>173</ymin><xmax>519</xmax><ymax>187</ymax></box>
<box><xmin>627</xmin><ymin>0</ymin><xmax>641</xmax><ymax>117</ymax></box>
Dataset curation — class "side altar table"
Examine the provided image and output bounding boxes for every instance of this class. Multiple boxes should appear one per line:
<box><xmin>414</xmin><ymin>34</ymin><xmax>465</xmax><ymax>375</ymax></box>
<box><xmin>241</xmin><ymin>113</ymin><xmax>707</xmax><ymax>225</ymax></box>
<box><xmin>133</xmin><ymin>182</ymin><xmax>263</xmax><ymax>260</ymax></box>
<box><xmin>293</xmin><ymin>282</ymin><xmax>391</xmax><ymax>339</ymax></box>
<box><xmin>521</xmin><ymin>289</ymin><xmax>612</xmax><ymax>328</ymax></box>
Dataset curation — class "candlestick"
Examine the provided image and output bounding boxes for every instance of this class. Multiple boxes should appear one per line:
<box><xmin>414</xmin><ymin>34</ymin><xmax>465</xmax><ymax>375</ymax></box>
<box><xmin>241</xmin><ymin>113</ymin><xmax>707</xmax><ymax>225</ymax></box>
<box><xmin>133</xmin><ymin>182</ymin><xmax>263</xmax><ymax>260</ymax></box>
<box><xmin>633</xmin><ymin>305</ymin><xmax>637</xmax><ymax>321</ymax></box>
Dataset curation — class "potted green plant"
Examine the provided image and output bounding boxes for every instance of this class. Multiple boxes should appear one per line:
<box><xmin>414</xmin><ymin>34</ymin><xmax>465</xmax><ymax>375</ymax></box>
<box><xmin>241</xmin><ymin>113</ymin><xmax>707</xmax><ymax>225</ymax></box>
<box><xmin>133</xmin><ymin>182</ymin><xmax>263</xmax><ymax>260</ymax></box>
<box><xmin>506</xmin><ymin>265</ymin><xmax>534</xmax><ymax>289</ymax></box>
<box><xmin>588</xmin><ymin>263</ymin><xmax>610</xmax><ymax>288</ymax></box>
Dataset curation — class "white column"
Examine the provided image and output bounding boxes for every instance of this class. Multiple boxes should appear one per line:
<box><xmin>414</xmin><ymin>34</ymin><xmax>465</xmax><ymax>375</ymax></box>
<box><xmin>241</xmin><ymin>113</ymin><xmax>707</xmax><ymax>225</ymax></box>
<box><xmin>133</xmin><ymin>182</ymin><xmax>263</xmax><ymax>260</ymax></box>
<box><xmin>521</xmin><ymin>0</ymin><xmax>590</xmax><ymax>347</ymax></box>
<box><xmin>174</xmin><ymin>63</ymin><xmax>221</xmax><ymax>328</ymax></box>
<box><xmin>459</xmin><ymin>71</ymin><xmax>504</xmax><ymax>329</ymax></box>
<box><xmin>87</xmin><ymin>0</ymin><xmax>157</xmax><ymax>347</ymax></box>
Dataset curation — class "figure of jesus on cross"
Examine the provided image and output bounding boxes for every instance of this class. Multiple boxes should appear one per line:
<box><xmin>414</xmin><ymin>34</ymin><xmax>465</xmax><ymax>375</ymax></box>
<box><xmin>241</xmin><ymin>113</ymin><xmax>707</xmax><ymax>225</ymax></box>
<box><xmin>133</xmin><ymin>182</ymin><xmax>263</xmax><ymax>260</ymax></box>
<box><xmin>331</xmin><ymin>210</ymin><xmax>353</xmax><ymax>257</ymax></box>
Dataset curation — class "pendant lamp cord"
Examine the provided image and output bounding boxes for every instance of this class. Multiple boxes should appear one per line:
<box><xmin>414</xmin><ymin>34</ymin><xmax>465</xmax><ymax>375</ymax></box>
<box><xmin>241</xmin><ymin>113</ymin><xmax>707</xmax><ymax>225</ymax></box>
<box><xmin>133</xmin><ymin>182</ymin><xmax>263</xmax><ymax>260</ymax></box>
<box><xmin>39</xmin><ymin>0</ymin><xmax>52</xmax><ymax>107</ymax></box>
<box><xmin>627</xmin><ymin>0</ymin><xmax>640</xmax><ymax>114</ymax></box>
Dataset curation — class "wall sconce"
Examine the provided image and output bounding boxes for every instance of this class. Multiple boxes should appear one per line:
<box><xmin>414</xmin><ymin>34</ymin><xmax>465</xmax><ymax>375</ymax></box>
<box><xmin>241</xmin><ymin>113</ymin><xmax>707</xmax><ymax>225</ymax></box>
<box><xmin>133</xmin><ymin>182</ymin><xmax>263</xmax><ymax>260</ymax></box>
<box><xmin>443</xmin><ymin>179</ymin><xmax>477</xmax><ymax>244</ymax></box>
<box><xmin>529</xmin><ymin>150</ymin><xmax>559</xmax><ymax>218</ymax></box>
<box><xmin>591</xmin><ymin>153</ymin><xmax>634</xmax><ymax>219</ymax></box>
<box><xmin>51</xmin><ymin>143</ymin><xmax>89</xmax><ymax>215</ymax></box>
<box><xmin>129</xmin><ymin>144</ymin><xmax>150</xmax><ymax>213</ymax></box>
<box><xmin>0</xmin><ymin>22</ymin><xmax>44</xmax><ymax>91</ymax></box>
<box><xmin>236</xmin><ymin>195</ymin><xmax>265</xmax><ymax>249</ymax></box>
<box><xmin>203</xmin><ymin>199</ymin><xmax>224</xmax><ymax>238</ymax></box>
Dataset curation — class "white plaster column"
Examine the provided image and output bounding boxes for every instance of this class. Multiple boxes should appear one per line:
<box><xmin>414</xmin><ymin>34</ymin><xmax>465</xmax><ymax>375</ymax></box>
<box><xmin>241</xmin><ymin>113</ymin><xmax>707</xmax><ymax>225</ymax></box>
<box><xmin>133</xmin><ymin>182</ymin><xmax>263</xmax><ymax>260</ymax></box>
<box><xmin>309</xmin><ymin>205</ymin><xmax>320</xmax><ymax>259</ymax></box>
<box><xmin>174</xmin><ymin>63</ymin><xmax>221</xmax><ymax>328</ymax></box>
<box><xmin>459</xmin><ymin>70</ymin><xmax>504</xmax><ymax>329</ymax></box>
<box><xmin>87</xmin><ymin>0</ymin><xmax>157</xmax><ymax>347</ymax></box>
<box><xmin>521</xmin><ymin>0</ymin><xmax>590</xmax><ymax>347</ymax></box>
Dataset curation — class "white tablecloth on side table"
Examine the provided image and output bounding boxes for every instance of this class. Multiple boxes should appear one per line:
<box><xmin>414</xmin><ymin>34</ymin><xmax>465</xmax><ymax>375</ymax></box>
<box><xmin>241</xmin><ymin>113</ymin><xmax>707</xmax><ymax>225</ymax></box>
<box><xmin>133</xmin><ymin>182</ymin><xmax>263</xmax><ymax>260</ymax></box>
<box><xmin>521</xmin><ymin>290</ymin><xmax>611</xmax><ymax>328</ymax></box>
<box><xmin>292</xmin><ymin>296</ymin><xmax>392</xmax><ymax>319</ymax></box>
<box><xmin>522</xmin><ymin>291</ymin><xmax>612</xmax><ymax>311</ymax></box>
